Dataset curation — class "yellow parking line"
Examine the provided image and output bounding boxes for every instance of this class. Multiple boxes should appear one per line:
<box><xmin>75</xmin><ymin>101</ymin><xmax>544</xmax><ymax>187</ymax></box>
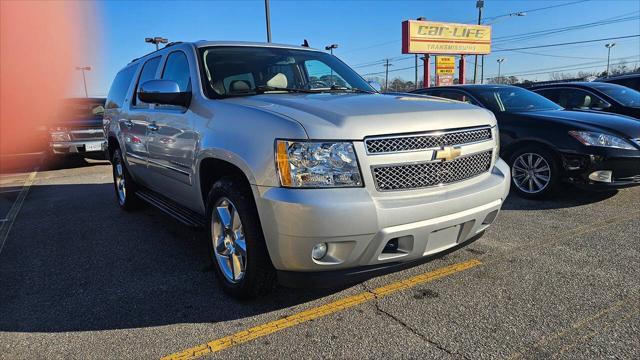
<box><xmin>162</xmin><ymin>259</ymin><xmax>481</xmax><ymax>360</ymax></box>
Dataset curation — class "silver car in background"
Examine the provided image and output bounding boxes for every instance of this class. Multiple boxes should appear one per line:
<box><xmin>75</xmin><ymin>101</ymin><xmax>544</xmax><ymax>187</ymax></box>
<box><xmin>104</xmin><ymin>41</ymin><xmax>510</xmax><ymax>298</ymax></box>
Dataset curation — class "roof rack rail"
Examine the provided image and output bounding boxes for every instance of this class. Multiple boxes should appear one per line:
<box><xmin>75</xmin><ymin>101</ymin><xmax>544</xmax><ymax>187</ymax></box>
<box><xmin>129</xmin><ymin>41</ymin><xmax>183</xmax><ymax>64</ymax></box>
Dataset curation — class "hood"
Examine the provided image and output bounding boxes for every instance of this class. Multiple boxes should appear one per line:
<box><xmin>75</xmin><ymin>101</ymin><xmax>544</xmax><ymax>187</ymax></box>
<box><xmin>56</xmin><ymin>117</ymin><xmax>103</xmax><ymax>129</ymax></box>
<box><xmin>224</xmin><ymin>93</ymin><xmax>496</xmax><ymax>139</ymax></box>
<box><xmin>512</xmin><ymin>109</ymin><xmax>640</xmax><ymax>139</ymax></box>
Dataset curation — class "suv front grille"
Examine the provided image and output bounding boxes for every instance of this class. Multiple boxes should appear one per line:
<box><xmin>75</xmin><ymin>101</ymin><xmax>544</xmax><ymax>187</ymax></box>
<box><xmin>365</xmin><ymin>127</ymin><xmax>492</xmax><ymax>154</ymax></box>
<box><xmin>69</xmin><ymin>128</ymin><xmax>104</xmax><ymax>141</ymax></box>
<box><xmin>372</xmin><ymin>150</ymin><xmax>493</xmax><ymax>191</ymax></box>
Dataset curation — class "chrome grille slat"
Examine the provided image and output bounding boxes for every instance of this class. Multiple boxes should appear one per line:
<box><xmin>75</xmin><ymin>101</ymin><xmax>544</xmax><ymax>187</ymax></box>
<box><xmin>69</xmin><ymin>128</ymin><xmax>104</xmax><ymax>141</ymax></box>
<box><xmin>372</xmin><ymin>151</ymin><xmax>493</xmax><ymax>191</ymax></box>
<box><xmin>365</xmin><ymin>127</ymin><xmax>492</xmax><ymax>154</ymax></box>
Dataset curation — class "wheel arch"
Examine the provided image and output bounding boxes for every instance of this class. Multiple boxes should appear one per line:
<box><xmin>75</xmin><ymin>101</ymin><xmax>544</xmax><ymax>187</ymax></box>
<box><xmin>197</xmin><ymin>154</ymin><xmax>257</xmax><ymax>210</ymax></box>
<box><xmin>502</xmin><ymin>138</ymin><xmax>563</xmax><ymax>166</ymax></box>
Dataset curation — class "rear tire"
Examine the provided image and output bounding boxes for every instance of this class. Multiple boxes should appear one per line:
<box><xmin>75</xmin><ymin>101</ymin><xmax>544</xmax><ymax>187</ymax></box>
<box><xmin>508</xmin><ymin>145</ymin><xmax>560</xmax><ymax>199</ymax></box>
<box><xmin>111</xmin><ymin>148</ymin><xmax>140</xmax><ymax>210</ymax></box>
<box><xmin>206</xmin><ymin>177</ymin><xmax>276</xmax><ymax>299</ymax></box>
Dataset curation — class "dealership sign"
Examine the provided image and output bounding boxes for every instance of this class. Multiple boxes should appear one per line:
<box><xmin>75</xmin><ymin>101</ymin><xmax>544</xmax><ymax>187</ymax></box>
<box><xmin>402</xmin><ymin>20</ymin><xmax>491</xmax><ymax>55</ymax></box>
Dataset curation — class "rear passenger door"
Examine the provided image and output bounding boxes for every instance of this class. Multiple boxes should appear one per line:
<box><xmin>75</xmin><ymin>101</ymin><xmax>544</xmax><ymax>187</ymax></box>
<box><xmin>146</xmin><ymin>50</ymin><xmax>197</xmax><ymax>205</ymax></box>
<box><xmin>122</xmin><ymin>56</ymin><xmax>161</xmax><ymax>180</ymax></box>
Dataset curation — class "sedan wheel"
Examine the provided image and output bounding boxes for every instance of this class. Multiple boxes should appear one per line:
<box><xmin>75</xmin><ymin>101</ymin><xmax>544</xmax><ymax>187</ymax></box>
<box><xmin>511</xmin><ymin>152</ymin><xmax>551</xmax><ymax>194</ymax></box>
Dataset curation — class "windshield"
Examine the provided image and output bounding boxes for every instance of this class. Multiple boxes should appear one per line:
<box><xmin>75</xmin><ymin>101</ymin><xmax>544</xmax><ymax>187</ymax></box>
<box><xmin>199</xmin><ymin>46</ymin><xmax>375</xmax><ymax>98</ymax></box>
<box><xmin>60</xmin><ymin>98</ymin><xmax>105</xmax><ymax>120</ymax></box>
<box><xmin>473</xmin><ymin>87</ymin><xmax>562</xmax><ymax>113</ymax></box>
<box><xmin>590</xmin><ymin>83</ymin><xmax>640</xmax><ymax>107</ymax></box>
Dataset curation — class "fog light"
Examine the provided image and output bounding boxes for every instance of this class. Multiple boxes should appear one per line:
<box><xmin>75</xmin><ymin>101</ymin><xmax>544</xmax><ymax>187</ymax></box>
<box><xmin>588</xmin><ymin>170</ymin><xmax>612</xmax><ymax>183</ymax></box>
<box><xmin>311</xmin><ymin>243</ymin><xmax>328</xmax><ymax>260</ymax></box>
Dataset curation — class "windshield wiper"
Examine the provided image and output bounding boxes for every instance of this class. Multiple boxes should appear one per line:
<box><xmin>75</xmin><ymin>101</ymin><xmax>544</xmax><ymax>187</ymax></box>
<box><xmin>310</xmin><ymin>85</ymin><xmax>376</xmax><ymax>94</ymax></box>
<box><xmin>255</xmin><ymin>85</ymin><xmax>314</xmax><ymax>94</ymax></box>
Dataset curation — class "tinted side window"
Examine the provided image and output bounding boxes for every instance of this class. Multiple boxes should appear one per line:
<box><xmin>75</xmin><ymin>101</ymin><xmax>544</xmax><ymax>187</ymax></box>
<box><xmin>535</xmin><ymin>89</ymin><xmax>561</xmax><ymax>103</ymax></box>
<box><xmin>555</xmin><ymin>88</ymin><xmax>609</xmax><ymax>110</ymax></box>
<box><xmin>106</xmin><ymin>66</ymin><xmax>136</xmax><ymax>109</ymax></box>
<box><xmin>161</xmin><ymin>51</ymin><xmax>191</xmax><ymax>92</ymax></box>
<box><xmin>134</xmin><ymin>56</ymin><xmax>161</xmax><ymax>107</ymax></box>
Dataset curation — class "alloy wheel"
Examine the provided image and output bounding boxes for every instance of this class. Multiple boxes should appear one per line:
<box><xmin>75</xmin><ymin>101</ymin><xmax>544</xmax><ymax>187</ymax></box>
<box><xmin>511</xmin><ymin>152</ymin><xmax>551</xmax><ymax>194</ymax></box>
<box><xmin>211</xmin><ymin>197</ymin><xmax>247</xmax><ymax>283</ymax></box>
<box><xmin>114</xmin><ymin>157</ymin><xmax>126</xmax><ymax>205</ymax></box>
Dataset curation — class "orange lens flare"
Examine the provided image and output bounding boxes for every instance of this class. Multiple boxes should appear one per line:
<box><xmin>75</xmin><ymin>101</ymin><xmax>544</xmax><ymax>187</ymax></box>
<box><xmin>0</xmin><ymin>1</ymin><xmax>99</xmax><ymax>171</ymax></box>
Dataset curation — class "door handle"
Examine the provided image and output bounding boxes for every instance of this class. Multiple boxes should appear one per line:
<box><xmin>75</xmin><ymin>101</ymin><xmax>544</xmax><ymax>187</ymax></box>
<box><xmin>148</xmin><ymin>122</ymin><xmax>159</xmax><ymax>132</ymax></box>
<box><xmin>121</xmin><ymin>119</ymin><xmax>134</xmax><ymax>129</ymax></box>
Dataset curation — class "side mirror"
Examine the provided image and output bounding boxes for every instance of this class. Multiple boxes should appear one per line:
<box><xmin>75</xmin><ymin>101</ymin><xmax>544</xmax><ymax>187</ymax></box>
<box><xmin>368</xmin><ymin>80</ymin><xmax>382</xmax><ymax>93</ymax></box>
<box><xmin>138</xmin><ymin>80</ymin><xmax>191</xmax><ymax>107</ymax></box>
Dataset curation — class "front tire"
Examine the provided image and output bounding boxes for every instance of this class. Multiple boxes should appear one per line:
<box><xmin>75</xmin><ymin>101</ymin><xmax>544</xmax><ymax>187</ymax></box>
<box><xmin>111</xmin><ymin>148</ymin><xmax>139</xmax><ymax>210</ymax></box>
<box><xmin>206</xmin><ymin>177</ymin><xmax>276</xmax><ymax>299</ymax></box>
<box><xmin>509</xmin><ymin>145</ymin><xmax>560</xmax><ymax>199</ymax></box>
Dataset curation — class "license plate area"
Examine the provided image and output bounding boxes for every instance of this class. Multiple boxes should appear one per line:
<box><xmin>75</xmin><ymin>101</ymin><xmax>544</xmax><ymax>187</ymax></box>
<box><xmin>424</xmin><ymin>225</ymin><xmax>461</xmax><ymax>255</ymax></box>
<box><xmin>85</xmin><ymin>143</ymin><xmax>102</xmax><ymax>151</ymax></box>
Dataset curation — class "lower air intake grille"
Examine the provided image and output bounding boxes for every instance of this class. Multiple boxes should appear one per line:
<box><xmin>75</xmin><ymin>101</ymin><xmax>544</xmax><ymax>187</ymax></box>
<box><xmin>372</xmin><ymin>151</ymin><xmax>493</xmax><ymax>191</ymax></box>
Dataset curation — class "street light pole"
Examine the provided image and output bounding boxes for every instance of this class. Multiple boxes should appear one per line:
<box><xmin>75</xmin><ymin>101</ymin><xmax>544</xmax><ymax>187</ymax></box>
<box><xmin>145</xmin><ymin>37</ymin><xmax>168</xmax><ymax>50</ymax></box>
<box><xmin>75</xmin><ymin>66</ymin><xmax>91</xmax><ymax>97</ymax></box>
<box><xmin>473</xmin><ymin>0</ymin><xmax>484</xmax><ymax>84</ymax></box>
<box><xmin>496</xmin><ymin>58</ymin><xmax>505</xmax><ymax>83</ymax></box>
<box><xmin>605</xmin><ymin>43</ymin><xmax>616</xmax><ymax>77</ymax></box>
<box><xmin>325</xmin><ymin>44</ymin><xmax>338</xmax><ymax>55</ymax></box>
<box><xmin>265</xmin><ymin>0</ymin><xmax>272</xmax><ymax>42</ymax></box>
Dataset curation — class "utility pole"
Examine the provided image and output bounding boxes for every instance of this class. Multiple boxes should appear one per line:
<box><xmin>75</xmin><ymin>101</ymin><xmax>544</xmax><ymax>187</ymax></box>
<box><xmin>265</xmin><ymin>0</ymin><xmax>272</xmax><ymax>42</ymax></box>
<box><xmin>384</xmin><ymin>59</ymin><xmax>392</xmax><ymax>92</ymax></box>
<box><xmin>605</xmin><ymin>43</ymin><xmax>616</xmax><ymax>77</ymax></box>
<box><xmin>496</xmin><ymin>58</ymin><xmax>505</xmax><ymax>83</ymax></box>
<box><xmin>145</xmin><ymin>37</ymin><xmax>168</xmax><ymax>50</ymax></box>
<box><xmin>473</xmin><ymin>0</ymin><xmax>484</xmax><ymax>84</ymax></box>
<box><xmin>75</xmin><ymin>66</ymin><xmax>91</xmax><ymax>97</ymax></box>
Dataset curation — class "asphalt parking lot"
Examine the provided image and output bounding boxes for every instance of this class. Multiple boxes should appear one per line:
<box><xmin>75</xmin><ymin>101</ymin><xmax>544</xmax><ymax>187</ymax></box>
<box><xmin>0</xmin><ymin>157</ymin><xmax>638</xmax><ymax>360</ymax></box>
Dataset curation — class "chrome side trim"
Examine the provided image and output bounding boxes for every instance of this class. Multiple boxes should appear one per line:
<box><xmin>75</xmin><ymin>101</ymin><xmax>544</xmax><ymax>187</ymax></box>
<box><xmin>148</xmin><ymin>158</ymin><xmax>192</xmax><ymax>177</ymax></box>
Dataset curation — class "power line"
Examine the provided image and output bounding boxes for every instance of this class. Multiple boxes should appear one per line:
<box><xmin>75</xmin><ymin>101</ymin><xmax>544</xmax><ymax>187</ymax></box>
<box><xmin>493</xmin><ymin>34</ymin><xmax>640</xmax><ymax>52</ymax></box>
<box><xmin>488</xmin><ymin>55</ymin><xmax>639</xmax><ymax>78</ymax></box>
<box><xmin>342</xmin><ymin>0</ymin><xmax>593</xmax><ymax>56</ymax></box>
<box><xmin>350</xmin><ymin>12</ymin><xmax>638</xmax><ymax>73</ymax></box>
<box><xmin>492</xmin><ymin>12</ymin><xmax>639</xmax><ymax>44</ymax></box>
<box><xmin>481</xmin><ymin>0</ymin><xmax>591</xmax><ymax>23</ymax></box>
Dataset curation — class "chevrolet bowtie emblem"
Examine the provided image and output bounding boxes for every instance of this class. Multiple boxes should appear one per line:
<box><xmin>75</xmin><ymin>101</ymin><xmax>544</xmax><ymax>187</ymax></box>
<box><xmin>435</xmin><ymin>146</ymin><xmax>462</xmax><ymax>162</ymax></box>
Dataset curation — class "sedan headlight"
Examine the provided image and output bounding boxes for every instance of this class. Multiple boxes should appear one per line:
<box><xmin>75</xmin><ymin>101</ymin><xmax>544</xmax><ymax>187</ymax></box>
<box><xmin>276</xmin><ymin>140</ymin><xmax>362</xmax><ymax>188</ymax></box>
<box><xmin>568</xmin><ymin>131</ymin><xmax>637</xmax><ymax>150</ymax></box>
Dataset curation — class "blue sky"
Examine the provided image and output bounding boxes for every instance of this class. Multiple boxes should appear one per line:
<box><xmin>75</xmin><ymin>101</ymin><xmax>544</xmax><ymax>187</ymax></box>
<box><xmin>77</xmin><ymin>0</ymin><xmax>640</xmax><ymax>97</ymax></box>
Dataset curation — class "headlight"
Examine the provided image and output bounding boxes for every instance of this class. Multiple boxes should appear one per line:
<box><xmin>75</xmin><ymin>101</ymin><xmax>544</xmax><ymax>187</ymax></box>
<box><xmin>568</xmin><ymin>131</ymin><xmax>637</xmax><ymax>150</ymax></box>
<box><xmin>50</xmin><ymin>128</ymin><xmax>70</xmax><ymax>142</ymax></box>
<box><xmin>276</xmin><ymin>140</ymin><xmax>362</xmax><ymax>188</ymax></box>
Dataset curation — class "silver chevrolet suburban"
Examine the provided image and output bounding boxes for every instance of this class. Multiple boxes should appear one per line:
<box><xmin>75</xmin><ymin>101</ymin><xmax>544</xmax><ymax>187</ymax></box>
<box><xmin>105</xmin><ymin>41</ymin><xmax>510</xmax><ymax>298</ymax></box>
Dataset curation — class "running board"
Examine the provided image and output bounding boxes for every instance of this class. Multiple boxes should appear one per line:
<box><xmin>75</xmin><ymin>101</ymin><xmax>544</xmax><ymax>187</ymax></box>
<box><xmin>135</xmin><ymin>189</ymin><xmax>206</xmax><ymax>228</ymax></box>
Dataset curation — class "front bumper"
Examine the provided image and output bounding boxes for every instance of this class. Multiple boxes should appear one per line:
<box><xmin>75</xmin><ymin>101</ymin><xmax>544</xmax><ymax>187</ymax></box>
<box><xmin>50</xmin><ymin>140</ymin><xmax>106</xmax><ymax>155</ymax></box>
<box><xmin>254</xmin><ymin>158</ymin><xmax>510</xmax><ymax>278</ymax></box>
<box><xmin>561</xmin><ymin>151</ymin><xmax>640</xmax><ymax>189</ymax></box>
